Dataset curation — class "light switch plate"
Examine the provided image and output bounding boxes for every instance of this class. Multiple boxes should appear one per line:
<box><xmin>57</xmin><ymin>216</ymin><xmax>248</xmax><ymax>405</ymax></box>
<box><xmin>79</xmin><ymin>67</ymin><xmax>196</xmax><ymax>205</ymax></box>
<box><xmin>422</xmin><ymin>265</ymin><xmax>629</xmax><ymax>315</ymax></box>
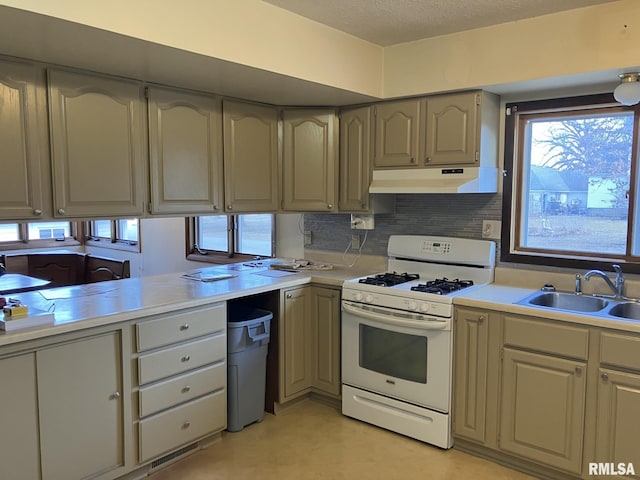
<box><xmin>482</xmin><ymin>220</ymin><xmax>501</xmax><ymax>239</ymax></box>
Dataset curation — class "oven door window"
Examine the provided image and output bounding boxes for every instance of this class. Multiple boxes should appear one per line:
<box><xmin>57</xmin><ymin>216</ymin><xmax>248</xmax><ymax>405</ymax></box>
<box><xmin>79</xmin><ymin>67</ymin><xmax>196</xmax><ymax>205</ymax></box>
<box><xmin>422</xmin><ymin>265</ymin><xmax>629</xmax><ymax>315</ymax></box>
<box><xmin>359</xmin><ymin>324</ymin><xmax>427</xmax><ymax>383</ymax></box>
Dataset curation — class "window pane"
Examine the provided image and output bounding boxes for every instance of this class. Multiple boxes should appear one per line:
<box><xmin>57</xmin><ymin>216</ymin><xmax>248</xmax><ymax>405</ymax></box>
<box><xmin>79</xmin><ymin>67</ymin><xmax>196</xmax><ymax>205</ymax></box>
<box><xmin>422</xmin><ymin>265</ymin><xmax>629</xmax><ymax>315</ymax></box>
<box><xmin>520</xmin><ymin>112</ymin><xmax>633</xmax><ymax>256</ymax></box>
<box><xmin>198</xmin><ymin>216</ymin><xmax>228</xmax><ymax>252</ymax></box>
<box><xmin>0</xmin><ymin>224</ymin><xmax>20</xmax><ymax>242</ymax></box>
<box><xmin>27</xmin><ymin>222</ymin><xmax>71</xmax><ymax>240</ymax></box>
<box><xmin>92</xmin><ymin>220</ymin><xmax>112</xmax><ymax>238</ymax></box>
<box><xmin>117</xmin><ymin>219</ymin><xmax>138</xmax><ymax>242</ymax></box>
<box><xmin>236</xmin><ymin>214</ymin><xmax>273</xmax><ymax>256</ymax></box>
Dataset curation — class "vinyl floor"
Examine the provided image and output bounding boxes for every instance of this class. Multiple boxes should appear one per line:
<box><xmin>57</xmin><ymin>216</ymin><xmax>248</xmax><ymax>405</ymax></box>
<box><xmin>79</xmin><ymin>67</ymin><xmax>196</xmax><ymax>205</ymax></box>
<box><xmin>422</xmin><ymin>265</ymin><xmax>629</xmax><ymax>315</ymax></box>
<box><xmin>148</xmin><ymin>399</ymin><xmax>535</xmax><ymax>480</ymax></box>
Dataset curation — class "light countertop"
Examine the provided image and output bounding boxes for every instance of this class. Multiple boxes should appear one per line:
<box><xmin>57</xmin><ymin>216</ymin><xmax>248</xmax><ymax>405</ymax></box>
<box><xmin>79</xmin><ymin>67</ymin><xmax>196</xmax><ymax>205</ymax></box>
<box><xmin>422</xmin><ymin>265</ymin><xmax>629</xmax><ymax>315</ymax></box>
<box><xmin>0</xmin><ymin>260</ymin><xmax>375</xmax><ymax>347</ymax></box>
<box><xmin>455</xmin><ymin>283</ymin><xmax>640</xmax><ymax>334</ymax></box>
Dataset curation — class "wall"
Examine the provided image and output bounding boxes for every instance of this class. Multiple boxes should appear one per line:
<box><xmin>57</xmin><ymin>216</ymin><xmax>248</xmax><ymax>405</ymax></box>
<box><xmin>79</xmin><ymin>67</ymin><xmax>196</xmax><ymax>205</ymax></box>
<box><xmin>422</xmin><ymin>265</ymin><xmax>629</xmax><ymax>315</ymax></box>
<box><xmin>304</xmin><ymin>193</ymin><xmax>502</xmax><ymax>257</ymax></box>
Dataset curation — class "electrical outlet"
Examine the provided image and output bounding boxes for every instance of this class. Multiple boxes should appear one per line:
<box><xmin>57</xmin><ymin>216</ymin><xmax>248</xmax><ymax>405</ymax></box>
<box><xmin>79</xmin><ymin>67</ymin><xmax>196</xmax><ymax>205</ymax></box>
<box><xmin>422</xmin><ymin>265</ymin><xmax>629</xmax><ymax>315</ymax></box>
<box><xmin>304</xmin><ymin>230</ymin><xmax>312</xmax><ymax>245</ymax></box>
<box><xmin>352</xmin><ymin>234</ymin><xmax>361</xmax><ymax>249</ymax></box>
<box><xmin>482</xmin><ymin>220</ymin><xmax>501</xmax><ymax>239</ymax></box>
<box><xmin>351</xmin><ymin>214</ymin><xmax>375</xmax><ymax>230</ymax></box>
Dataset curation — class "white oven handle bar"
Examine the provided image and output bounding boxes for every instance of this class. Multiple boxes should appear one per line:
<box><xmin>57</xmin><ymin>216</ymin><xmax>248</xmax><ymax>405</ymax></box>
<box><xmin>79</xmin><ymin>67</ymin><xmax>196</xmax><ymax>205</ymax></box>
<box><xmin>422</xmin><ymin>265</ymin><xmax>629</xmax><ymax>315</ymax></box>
<box><xmin>342</xmin><ymin>301</ymin><xmax>449</xmax><ymax>330</ymax></box>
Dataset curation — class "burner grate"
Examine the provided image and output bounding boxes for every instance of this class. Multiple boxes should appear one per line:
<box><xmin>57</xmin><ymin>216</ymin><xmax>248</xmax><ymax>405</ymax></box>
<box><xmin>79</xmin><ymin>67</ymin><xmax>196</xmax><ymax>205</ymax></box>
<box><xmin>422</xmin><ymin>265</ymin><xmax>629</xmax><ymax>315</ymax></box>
<box><xmin>410</xmin><ymin>278</ymin><xmax>474</xmax><ymax>295</ymax></box>
<box><xmin>358</xmin><ymin>272</ymin><xmax>419</xmax><ymax>287</ymax></box>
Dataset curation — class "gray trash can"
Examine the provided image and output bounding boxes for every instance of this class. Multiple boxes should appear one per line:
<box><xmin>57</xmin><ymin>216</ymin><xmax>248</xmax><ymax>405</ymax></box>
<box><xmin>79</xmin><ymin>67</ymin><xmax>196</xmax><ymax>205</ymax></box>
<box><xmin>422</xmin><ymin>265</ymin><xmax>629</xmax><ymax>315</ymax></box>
<box><xmin>227</xmin><ymin>304</ymin><xmax>272</xmax><ymax>432</ymax></box>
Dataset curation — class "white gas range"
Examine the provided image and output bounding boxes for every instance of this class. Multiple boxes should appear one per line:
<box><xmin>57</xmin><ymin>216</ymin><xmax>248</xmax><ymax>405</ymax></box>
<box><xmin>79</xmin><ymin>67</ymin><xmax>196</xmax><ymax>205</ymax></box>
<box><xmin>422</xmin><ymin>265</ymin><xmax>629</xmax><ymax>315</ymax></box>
<box><xmin>341</xmin><ymin>235</ymin><xmax>495</xmax><ymax>449</ymax></box>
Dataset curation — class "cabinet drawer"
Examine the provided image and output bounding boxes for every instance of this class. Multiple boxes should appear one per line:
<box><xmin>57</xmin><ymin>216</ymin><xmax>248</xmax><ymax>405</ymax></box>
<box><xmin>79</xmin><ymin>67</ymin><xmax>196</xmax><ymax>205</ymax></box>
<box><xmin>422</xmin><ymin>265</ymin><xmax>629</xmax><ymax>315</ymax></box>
<box><xmin>139</xmin><ymin>361</ymin><xmax>226</xmax><ymax>417</ymax></box>
<box><xmin>138</xmin><ymin>333</ymin><xmax>225</xmax><ymax>385</ymax></box>
<box><xmin>139</xmin><ymin>389</ymin><xmax>226</xmax><ymax>463</ymax></box>
<box><xmin>503</xmin><ymin>315</ymin><xmax>589</xmax><ymax>360</ymax></box>
<box><xmin>600</xmin><ymin>332</ymin><xmax>640</xmax><ymax>370</ymax></box>
<box><xmin>136</xmin><ymin>303</ymin><xmax>226</xmax><ymax>352</ymax></box>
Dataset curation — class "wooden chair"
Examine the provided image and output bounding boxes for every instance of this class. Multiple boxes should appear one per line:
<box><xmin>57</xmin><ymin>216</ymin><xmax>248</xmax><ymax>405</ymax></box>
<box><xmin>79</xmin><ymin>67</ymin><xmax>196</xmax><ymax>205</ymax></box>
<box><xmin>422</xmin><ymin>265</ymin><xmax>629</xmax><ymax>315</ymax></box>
<box><xmin>84</xmin><ymin>255</ymin><xmax>131</xmax><ymax>283</ymax></box>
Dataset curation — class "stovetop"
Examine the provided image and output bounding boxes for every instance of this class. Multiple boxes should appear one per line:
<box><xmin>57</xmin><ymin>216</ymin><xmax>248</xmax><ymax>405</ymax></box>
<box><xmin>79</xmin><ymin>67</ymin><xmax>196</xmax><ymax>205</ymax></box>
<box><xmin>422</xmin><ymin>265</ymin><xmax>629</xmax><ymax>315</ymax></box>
<box><xmin>410</xmin><ymin>278</ymin><xmax>474</xmax><ymax>295</ymax></box>
<box><xmin>358</xmin><ymin>272</ymin><xmax>419</xmax><ymax>287</ymax></box>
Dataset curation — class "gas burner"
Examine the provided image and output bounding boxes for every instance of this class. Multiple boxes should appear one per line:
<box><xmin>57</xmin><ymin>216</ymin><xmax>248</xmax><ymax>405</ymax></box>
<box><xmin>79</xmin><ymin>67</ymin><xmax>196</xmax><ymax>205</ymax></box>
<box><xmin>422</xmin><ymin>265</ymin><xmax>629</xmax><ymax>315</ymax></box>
<box><xmin>358</xmin><ymin>272</ymin><xmax>419</xmax><ymax>287</ymax></box>
<box><xmin>410</xmin><ymin>278</ymin><xmax>474</xmax><ymax>295</ymax></box>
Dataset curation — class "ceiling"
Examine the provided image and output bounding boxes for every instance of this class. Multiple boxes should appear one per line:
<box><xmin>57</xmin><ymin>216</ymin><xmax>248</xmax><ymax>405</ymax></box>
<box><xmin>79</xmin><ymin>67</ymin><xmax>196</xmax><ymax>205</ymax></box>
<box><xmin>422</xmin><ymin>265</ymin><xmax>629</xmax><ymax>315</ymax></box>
<box><xmin>263</xmin><ymin>0</ymin><xmax>617</xmax><ymax>46</ymax></box>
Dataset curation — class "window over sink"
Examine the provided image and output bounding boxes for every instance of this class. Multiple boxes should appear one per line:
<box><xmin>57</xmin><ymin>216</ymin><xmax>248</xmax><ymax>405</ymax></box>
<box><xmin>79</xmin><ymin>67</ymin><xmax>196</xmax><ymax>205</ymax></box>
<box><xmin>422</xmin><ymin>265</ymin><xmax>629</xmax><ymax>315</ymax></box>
<box><xmin>503</xmin><ymin>93</ymin><xmax>640</xmax><ymax>271</ymax></box>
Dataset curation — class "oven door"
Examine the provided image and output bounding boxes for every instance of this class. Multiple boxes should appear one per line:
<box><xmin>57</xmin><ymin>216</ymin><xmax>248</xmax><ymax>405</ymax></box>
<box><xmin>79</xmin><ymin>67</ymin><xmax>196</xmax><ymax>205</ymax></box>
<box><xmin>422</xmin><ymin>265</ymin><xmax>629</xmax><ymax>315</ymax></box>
<box><xmin>341</xmin><ymin>300</ymin><xmax>452</xmax><ymax>412</ymax></box>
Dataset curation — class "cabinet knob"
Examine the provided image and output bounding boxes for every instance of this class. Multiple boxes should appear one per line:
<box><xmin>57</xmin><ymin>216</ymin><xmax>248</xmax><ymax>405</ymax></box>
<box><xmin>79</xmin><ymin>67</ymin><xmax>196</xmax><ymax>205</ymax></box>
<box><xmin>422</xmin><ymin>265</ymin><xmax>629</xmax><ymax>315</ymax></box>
<box><xmin>361</xmin><ymin>203</ymin><xmax>366</xmax><ymax>209</ymax></box>
<box><xmin>33</xmin><ymin>209</ymin><xmax>42</xmax><ymax>216</ymax></box>
<box><xmin>601</xmin><ymin>372</ymin><xmax>609</xmax><ymax>381</ymax></box>
<box><xmin>111</xmin><ymin>391</ymin><xmax>121</xmax><ymax>399</ymax></box>
<box><xmin>410</xmin><ymin>157</ymin><xmax>416</xmax><ymax>164</ymax></box>
<box><xmin>213</xmin><ymin>205</ymin><xmax>218</xmax><ymax>211</ymax></box>
<box><xmin>57</xmin><ymin>208</ymin><xmax>65</xmax><ymax>215</ymax></box>
<box><xmin>286</xmin><ymin>293</ymin><xmax>292</xmax><ymax>299</ymax></box>
<box><xmin>227</xmin><ymin>204</ymin><xmax>233</xmax><ymax>210</ymax></box>
<box><xmin>425</xmin><ymin>157</ymin><xmax>431</xmax><ymax>163</ymax></box>
<box><xmin>182</xmin><ymin>421</ymin><xmax>191</xmax><ymax>429</ymax></box>
<box><xmin>327</xmin><ymin>204</ymin><xmax>333</xmax><ymax>209</ymax></box>
<box><xmin>182</xmin><ymin>385</ymin><xmax>191</xmax><ymax>393</ymax></box>
<box><xmin>181</xmin><ymin>355</ymin><xmax>191</xmax><ymax>362</ymax></box>
<box><xmin>180</xmin><ymin>323</ymin><xmax>189</xmax><ymax>331</ymax></box>
<box><xmin>478</xmin><ymin>315</ymin><xmax>485</xmax><ymax>323</ymax></box>
<box><xmin>575</xmin><ymin>366</ymin><xmax>583</xmax><ymax>375</ymax></box>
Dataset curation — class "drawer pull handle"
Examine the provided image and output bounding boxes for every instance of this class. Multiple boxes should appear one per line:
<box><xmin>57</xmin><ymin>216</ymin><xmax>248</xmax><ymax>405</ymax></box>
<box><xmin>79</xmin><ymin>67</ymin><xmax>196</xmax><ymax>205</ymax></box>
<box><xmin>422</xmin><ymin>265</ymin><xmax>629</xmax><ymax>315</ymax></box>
<box><xmin>111</xmin><ymin>391</ymin><xmax>120</xmax><ymax>399</ymax></box>
<box><xmin>575</xmin><ymin>366</ymin><xmax>582</xmax><ymax>375</ymax></box>
<box><xmin>182</xmin><ymin>385</ymin><xmax>191</xmax><ymax>393</ymax></box>
<box><xmin>601</xmin><ymin>372</ymin><xmax>609</xmax><ymax>381</ymax></box>
<box><xmin>182</xmin><ymin>421</ymin><xmax>191</xmax><ymax>429</ymax></box>
<box><xmin>181</xmin><ymin>355</ymin><xmax>191</xmax><ymax>362</ymax></box>
<box><xmin>180</xmin><ymin>323</ymin><xmax>190</xmax><ymax>331</ymax></box>
<box><xmin>478</xmin><ymin>315</ymin><xmax>485</xmax><ymax>323</ymax></box>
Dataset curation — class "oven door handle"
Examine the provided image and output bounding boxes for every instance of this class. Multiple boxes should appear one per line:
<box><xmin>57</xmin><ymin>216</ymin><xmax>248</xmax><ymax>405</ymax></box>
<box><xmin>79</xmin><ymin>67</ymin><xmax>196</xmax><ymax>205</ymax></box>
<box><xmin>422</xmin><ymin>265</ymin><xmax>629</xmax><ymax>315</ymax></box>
<box><xmin>342</xmin><ymin>301</ymin><xmax>449</xmax><ymax>330</ymax></box>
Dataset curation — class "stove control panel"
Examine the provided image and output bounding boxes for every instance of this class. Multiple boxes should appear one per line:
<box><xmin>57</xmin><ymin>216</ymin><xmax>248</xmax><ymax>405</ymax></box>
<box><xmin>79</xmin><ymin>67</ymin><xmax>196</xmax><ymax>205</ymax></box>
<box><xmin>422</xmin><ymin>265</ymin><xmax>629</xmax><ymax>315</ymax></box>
<box><xmin>420</xmin><ymin>241</ymin><xmax>451</xmax><ymax>254</ymax></box>
<box><xmin>342</xmin><ymin>287</ymin><xmax>452</xmax><ymax>318</ymax></box>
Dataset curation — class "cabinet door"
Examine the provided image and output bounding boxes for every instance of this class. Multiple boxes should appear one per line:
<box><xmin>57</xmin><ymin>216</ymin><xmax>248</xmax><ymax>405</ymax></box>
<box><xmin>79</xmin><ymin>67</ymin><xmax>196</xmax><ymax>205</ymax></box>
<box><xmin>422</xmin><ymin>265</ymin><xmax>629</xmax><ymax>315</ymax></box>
<box><xmin>0</xmin><ymin>353</ymin><xmax>40</xmax><ymax>480</ymax></box>
<box><xmin>282</xmin><ymin>109</ymin><xmax>338</xmax><ymax>212</ymax></box>
<box><xmin>310</xmin><ymin>286</ymin><xmax>341</xmax><ymax>396</ymax></box>
<box><xmin>223</xmin><ymin>100</ymin><xmax>279</xmax><ymax>212</ymax></box>
<box><xmin>282</xmin><ymin>287</ymin><xmax>312</xmax><ymax>399</ymax></box>
<box><xmin>373</xmin><ymin>100</ymin><xmax>421</xmax><ymax>168</ymax></box>
<box><xmin>339</xmin><ymin>106</ymin><xmax>372</xmax><ymax>212</ymax></box>
<box><xmin>148</xmin><ymin>87</ymin><xmax>223</xmax><ymax>215</ymax></box>
<box><xmin>499</xmin><ymin>348</ymin><xmax>586</xmax><ymax>474</ymax></box>
<box><xmin>425</xmin><ymin>92</ymin><xmax>479</xmax><ymax>166</ymax></box>
<box><xmin>595</xmin><ymin>368</ymin><xmax>640</xmax><ymax>478</ymax></box>
<box><xmin>37</xmin><ymin>332</ymin><xmax>125</xmax><ymax>480</ymax></box>
<box><xmin>0</xmin><ymin>59</ymin><xmax>50</xmax><ymax>220</ymax></box>
<box><xmin>453</xmin><ymin>308</ymin><xmax>489</xmax><ymax>443</ymax></box>
<box><xmin>48</xmin><ymin>69</ymin><xmax>146</xmax><ymax>218</ymax></box>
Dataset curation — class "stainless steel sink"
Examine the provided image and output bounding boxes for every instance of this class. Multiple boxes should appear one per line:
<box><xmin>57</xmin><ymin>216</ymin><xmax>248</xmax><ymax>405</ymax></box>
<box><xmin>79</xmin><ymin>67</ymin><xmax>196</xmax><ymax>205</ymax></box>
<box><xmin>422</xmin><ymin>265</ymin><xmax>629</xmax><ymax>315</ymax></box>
<box><xmin>606</xmin><ymin>302</ymin><xmax>640</xmax><ymax>320</ymax></box>
<box><xmin>517</xmin><ymin>291</ymin><xmax>609</xmax><ymax>313</ymax></box>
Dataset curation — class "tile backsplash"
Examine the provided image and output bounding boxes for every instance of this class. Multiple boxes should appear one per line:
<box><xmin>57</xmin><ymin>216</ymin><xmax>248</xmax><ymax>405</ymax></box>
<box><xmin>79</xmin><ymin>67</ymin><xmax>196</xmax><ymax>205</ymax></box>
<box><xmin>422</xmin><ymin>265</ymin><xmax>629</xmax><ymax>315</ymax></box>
<box><xmin>304</xmin><ymin>193</ymin><xmax>503</xmax><ymax>256</ymax></box>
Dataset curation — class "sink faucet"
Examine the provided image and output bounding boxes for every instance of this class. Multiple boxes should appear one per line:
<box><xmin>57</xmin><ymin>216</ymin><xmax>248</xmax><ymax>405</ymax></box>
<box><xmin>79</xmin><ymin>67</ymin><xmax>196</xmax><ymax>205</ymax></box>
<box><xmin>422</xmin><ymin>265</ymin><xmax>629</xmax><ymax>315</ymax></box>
<box><xmin>584</xmin><ymin>264</ymin><xmax>625</xmax><ymax>299</ymax></box>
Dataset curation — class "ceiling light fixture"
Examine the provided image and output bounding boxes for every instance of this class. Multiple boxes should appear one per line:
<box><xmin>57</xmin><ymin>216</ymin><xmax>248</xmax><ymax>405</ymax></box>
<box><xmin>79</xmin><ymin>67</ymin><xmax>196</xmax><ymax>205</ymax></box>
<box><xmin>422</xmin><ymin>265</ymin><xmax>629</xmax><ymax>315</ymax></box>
<box><xmin>613</xmin><ymin>72</ymin><xmax>640</xmax><ymax>106</ymax></box>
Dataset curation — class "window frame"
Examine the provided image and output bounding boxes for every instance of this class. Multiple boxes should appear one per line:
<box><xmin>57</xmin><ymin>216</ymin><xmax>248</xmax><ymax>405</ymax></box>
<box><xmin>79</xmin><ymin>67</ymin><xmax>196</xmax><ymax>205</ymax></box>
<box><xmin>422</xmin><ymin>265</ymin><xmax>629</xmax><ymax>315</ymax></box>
<box><xmin>0</xmin><ymin>221</ymin><xmax>80</xmax><ymax>250</ymax></box>
<box><xmin>502</xmin><ymin>92</ymin><xmax>640</xmax><ymax>273</ymax></box>
<box><xmin>85</xmin><ymin>219</ymin><xmax>141</xmax><ymax>252</ymax></box>
<box><xmin>186</xmin><ymin>214</ymin><xmax>275</xmax><ymax>264</ymax></box>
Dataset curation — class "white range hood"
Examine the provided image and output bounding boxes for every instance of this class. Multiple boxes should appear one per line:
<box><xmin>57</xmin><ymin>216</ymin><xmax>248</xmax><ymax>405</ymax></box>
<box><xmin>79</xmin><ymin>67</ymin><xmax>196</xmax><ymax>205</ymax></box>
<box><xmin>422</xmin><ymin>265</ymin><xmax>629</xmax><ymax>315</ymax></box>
<box><xmin>369</xmin><ymin>167</ymin><xmax>498</xmax><ymax>194</ymax></box>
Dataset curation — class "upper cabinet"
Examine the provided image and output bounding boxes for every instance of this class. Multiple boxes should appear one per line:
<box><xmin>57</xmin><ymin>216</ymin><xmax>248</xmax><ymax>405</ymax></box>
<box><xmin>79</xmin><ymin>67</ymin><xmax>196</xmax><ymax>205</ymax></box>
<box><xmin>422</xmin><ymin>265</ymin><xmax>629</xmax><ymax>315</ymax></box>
<box><xmin>373</xmin><ymin>99</ymin><xmax>421</xmax><ymax>168</ymax></box>
<box><xmin>424</xmin><ymin>91</ymin><xmax>499</xmax><ymax>167</ymax></box>
<box><xmin>0</xmin><ymin>59</ymin><xmax>51</xmax><ymax>220</ymax></box>
<box><xmin>282</xmin><ymin>109</ymin><xmax>338</xmax><ymax>212</ymax></box>
<box><xmin>223</xmin><ymin>101</ymin><xmax>279</xmax><ymax>213</ymax></box>
<box><xmin>48</xmin><ymin>69</ymin><xmax>147</xmax><ymax>218</ymax></box>
<box><xmin>147</xmin><ymin>86</ymin><xmax>223</xmax><ymax>215</ymax></box>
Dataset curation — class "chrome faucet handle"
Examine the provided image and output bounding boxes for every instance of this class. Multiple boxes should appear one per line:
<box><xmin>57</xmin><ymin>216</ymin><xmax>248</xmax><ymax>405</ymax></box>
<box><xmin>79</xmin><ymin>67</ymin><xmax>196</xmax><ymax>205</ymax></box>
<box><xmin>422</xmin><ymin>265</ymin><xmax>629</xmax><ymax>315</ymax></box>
<box><xmin>612</xmin><ymin>264</ymin><xmax>622</xmax><ymax>274</ymax></box>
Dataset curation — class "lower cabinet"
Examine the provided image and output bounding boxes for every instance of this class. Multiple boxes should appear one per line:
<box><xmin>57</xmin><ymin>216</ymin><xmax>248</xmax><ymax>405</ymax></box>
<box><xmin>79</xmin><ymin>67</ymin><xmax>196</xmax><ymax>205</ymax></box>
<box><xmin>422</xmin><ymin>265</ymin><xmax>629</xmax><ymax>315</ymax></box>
<box><xmin>0</xmin><ymin>353</ymin><xmax>40</xmax><ymax>480</ymax></box>
<box><xmin>499</xmin><ymin>348</ymin><xmax>586</xmax><ymax>474</ymax></box>
<box><xmin>0</xmin><ymin>327</ymin><xmax>130</xmax><ymax>480</ymax></box>
<box><xmin>134</xmin><ymin>303</ymin><xmax>227</xmax><ymax>463</ymax></box>
<box><xmin>38</xmin><ymin>332</ymin><xmax>126</xmax><ymax>480</ymax></box>
<box><xmin>280</xmin><ymin>285</ymin><xmax>341</xmax><ymax>402</ymax></box>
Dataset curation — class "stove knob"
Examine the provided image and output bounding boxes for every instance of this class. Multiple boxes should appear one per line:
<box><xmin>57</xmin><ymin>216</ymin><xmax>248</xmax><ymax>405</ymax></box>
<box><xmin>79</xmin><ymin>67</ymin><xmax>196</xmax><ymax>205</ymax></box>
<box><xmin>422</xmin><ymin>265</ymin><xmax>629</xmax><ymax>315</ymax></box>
<box><xmin>420</xmin><ymin>303</ymin><xmax>430</xmax><ymax>312</ymax></box>
<box><xmin>408</xmin><ymin>301</ymin><xmax>418</xmax><ymax>311</ymax></box>
<box><xmin>354</xmin><ymin>293</ymin><xmax>363</xmax><ymax>302</ymax></box>
<box><xmin>365</xmin><ymin>294</ymin><xmax>374</xmax><ymax>303</ymax></box>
